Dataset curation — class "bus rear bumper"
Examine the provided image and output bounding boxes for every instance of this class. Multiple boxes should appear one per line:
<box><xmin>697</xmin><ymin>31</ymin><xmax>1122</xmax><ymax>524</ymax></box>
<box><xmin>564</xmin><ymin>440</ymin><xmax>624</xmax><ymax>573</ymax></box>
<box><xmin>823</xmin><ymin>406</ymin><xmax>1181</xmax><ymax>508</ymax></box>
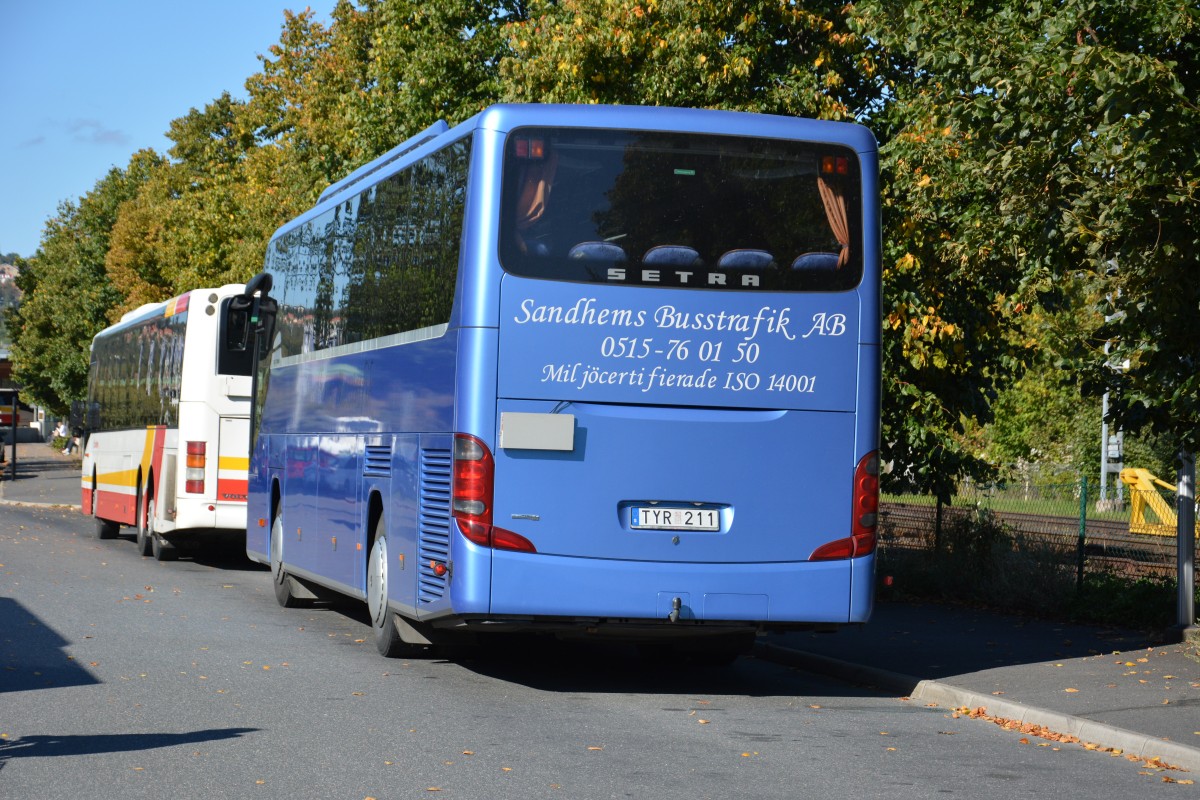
<box><xmin>481</xmin><ymin>550</ymin><xmax>875</xmax><ymax>626</ymax></box>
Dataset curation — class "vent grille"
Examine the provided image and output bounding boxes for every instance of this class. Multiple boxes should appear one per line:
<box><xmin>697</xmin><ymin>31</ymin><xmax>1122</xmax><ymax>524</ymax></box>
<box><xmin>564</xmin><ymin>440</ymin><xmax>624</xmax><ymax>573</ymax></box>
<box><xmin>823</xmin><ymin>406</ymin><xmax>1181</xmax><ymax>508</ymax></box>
<box><xmin>417</xmin><ymin>446</ymin><xmax>452</xmax><ymax>603</ymax></box>
<box><xmin>364</xmin><ymin>444</ymin><xmax>392</xmax><ymax>477</ymax></box>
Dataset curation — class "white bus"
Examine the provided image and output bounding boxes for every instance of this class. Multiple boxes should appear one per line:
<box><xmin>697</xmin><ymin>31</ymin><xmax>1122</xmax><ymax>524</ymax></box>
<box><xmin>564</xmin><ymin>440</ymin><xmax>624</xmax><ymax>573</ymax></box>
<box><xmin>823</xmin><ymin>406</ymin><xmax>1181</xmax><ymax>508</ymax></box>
<box><xmin>80</xmin><ymin>285</ymin><xmax>255</xmax><ymax>560</ymax></box>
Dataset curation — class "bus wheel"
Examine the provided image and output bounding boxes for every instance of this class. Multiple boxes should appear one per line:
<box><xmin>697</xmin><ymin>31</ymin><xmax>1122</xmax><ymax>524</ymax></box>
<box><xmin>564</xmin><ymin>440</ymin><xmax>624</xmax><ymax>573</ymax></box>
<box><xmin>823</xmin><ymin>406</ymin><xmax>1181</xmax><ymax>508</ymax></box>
<box><xmin>151</xmin><ymin>532</ymin><xmax>178</xmax><ymax>562</ymax></box>
<box><xmin>95</xmin><ymin>518</ymin><xmax>119</xmax><ymax>540</ymax></box>
<box><xmin>270</xmin><ymin>513</ymin><xmax>301</xmax><ymax>608</ymax></box>
<box><xmin>367</xmin><ymin>523</ymin><xmax>415</xmax><ymax>658</ymax></box>
<box><xmin>136</xmin><ymin>497</ymin><xmax>154</xmax><ymax>557</ymax></box>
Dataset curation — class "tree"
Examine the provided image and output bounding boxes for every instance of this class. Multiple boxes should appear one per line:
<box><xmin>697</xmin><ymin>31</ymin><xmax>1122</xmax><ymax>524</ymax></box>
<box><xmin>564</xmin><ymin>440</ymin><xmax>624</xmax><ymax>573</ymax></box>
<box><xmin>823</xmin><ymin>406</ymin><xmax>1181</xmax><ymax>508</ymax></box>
<box><xmin>501</xmin><ymin>0</ymin><xmax>879</xmax><ymax>120</ymax></box>
<box><xmin>8</xmin><ymin>159</ymin><xmax>156</xmax><ymax>413</ymax></box>
<box><xmin>849</xmin><ymin>0</ymin><xmax>1200</xmax><ymax>497</ymax></box>
<box><xmin>349</xmin><ymin>0</ymin><xmax>526</xmax><ymax>152</ymax></box>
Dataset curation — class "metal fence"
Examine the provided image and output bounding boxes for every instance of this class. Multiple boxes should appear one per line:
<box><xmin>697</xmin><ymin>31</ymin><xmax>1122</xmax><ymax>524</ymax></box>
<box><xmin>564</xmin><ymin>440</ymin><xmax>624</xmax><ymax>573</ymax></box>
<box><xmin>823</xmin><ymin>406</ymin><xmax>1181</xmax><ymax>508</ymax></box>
<box><xmin>879</xmin><ymin>477</ymin><xmax>1193</xmax><ymax>584</ymax></box>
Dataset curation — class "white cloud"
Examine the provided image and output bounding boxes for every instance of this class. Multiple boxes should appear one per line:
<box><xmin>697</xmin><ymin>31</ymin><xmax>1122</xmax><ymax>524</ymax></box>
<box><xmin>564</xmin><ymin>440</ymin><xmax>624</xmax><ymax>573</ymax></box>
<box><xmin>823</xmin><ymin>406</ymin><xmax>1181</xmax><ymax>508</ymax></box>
<box><xmin>66</xmin><ymin>119</ymin><xmax>130</xmax><ymax>146</ymax></box>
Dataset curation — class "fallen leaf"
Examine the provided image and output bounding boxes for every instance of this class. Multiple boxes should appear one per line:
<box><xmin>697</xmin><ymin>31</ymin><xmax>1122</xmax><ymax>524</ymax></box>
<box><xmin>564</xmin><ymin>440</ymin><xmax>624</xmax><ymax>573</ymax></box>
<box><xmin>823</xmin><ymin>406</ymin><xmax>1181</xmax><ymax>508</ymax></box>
<box><xmin>462</xmin><ymin>751</ymin><xmax>474</xmax><ymax>756</ymax></box>
<box><xmin>698</xmin><ymin>719</ymin><xmax>710</xmax><ymax>725</ymax></box>
<box><xmin>1064</xmin><ymin>688</ymin><xmax>1079</xmax><ymax>693</ymax></box>
<box><xmin>587</xmin><ymin>746</ymin><xmax>603</xmax><ymax>751</ymax></box>
<box><xmin>1019</xmin><ymin>738</ymin><xmax>1030</xmax><ymax>745</ymax></box>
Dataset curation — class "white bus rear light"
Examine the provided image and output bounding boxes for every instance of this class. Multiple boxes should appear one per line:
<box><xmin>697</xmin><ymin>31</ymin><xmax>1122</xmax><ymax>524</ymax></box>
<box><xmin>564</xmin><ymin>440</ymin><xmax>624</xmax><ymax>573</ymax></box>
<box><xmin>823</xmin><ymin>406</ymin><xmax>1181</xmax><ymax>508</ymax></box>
<box><xmin>185</xmin><ymin>441</ymin><xmax>206</xmax><ymax>493</ymax></box>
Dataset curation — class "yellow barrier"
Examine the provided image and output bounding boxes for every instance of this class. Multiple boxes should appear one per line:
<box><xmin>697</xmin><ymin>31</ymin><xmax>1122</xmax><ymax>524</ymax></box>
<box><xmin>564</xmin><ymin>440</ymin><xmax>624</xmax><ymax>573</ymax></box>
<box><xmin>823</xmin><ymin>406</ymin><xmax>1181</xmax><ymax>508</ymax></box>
<box><xmin>1120</xmin><ymin>467</ymin><xmax>1200</xmax><ymax>538</ymax></box>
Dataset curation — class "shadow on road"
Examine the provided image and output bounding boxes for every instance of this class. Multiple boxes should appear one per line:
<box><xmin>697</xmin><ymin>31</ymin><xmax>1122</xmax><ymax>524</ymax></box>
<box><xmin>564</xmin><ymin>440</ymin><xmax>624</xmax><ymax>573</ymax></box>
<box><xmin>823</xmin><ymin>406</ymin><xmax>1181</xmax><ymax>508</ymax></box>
<box><xmin>0</xmin><ymin>727</ymin><xmax>259</xmax><ymax>769</ymax></box>
<box><xmin>0</xmin><ymin>598</ymin><xmax>100</xmax><ymax>694</ymax></box>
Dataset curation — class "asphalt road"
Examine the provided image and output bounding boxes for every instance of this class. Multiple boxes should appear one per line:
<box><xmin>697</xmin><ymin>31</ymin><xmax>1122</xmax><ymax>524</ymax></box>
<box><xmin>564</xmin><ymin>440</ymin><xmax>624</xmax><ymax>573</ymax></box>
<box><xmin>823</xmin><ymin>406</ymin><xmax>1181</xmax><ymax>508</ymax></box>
<box><xmin>1</xmin><ymin>506</ymin><xmax>1190</xmax><ymax>799</ymax></box>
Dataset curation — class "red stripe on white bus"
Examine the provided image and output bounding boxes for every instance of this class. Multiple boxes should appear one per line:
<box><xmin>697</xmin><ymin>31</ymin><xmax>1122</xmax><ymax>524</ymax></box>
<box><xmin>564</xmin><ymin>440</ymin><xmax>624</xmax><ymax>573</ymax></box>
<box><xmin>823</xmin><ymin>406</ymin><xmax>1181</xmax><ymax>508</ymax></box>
<box><xmin>217</xmin><ymin>479</ymin><xmax>249</xmax><ymax>503</ymax></box>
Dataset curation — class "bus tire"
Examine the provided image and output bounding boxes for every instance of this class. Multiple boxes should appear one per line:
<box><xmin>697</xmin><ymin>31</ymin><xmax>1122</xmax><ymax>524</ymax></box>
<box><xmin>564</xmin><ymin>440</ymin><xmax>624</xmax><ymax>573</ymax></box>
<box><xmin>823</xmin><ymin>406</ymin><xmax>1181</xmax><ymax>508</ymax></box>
<box><xmin>151</xmin><ymin>532</ymin><xmax>178</xmax><ymax>562</ymax></box>
<box><xmin>96</xmin><ymin>518</ymin><xmax>119</xmax><ymax>540</ymax></box>
<box><xmin>367</xmin><ymin>522</ymin><xmax>417</xmax><ymax>658</ymax></box>
<box><xmin>270</xmin><ymin>513</ymin><xmax>302</xmax><ymax>608</ymax></box>
<box><xmin>92</xmin><ymin>476</ymin><xmax>118</xmax><ymax>539</ymax></box>
<box><xmin>136</xmin><ymin>495</ymin><xmax>154</xmax><ymax>557</ymax></box>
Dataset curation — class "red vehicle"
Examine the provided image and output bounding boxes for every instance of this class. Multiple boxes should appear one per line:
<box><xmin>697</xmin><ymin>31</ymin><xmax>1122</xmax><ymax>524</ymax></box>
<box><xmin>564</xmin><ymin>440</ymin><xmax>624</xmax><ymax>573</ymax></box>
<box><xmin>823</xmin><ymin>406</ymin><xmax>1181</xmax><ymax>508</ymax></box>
<box><xmin>0</xmin><ymin>391</ymin><xmax>18</xmax><ymax>427</ymax></box>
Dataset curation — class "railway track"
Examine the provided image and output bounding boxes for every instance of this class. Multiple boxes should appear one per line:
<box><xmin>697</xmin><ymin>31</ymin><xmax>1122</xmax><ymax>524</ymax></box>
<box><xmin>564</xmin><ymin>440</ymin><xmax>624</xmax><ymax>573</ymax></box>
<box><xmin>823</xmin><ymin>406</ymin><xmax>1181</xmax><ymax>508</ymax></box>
<box><xmin>879</xmin><ymin>501</ymin><xmax>1185</xmax><ymax>579</ymax></box>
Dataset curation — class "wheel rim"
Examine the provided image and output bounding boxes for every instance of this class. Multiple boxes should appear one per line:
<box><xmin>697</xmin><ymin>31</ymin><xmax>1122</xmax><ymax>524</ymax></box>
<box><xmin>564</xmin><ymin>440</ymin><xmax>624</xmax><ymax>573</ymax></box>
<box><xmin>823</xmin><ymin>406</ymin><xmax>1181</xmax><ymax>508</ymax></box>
<box><xmin>270</xmin><ymin>515</ymin><xmax>284</xmax><ymax>582</ymax></box>
<box><xmin>139</xmin><ymin>496</ymin><xmax>151</xmax><ymax>537</ymax></box>
<box><xmin>367</xmin><ymin>536</ymin><xmax>387</xmax><ymax>628</ymax></box>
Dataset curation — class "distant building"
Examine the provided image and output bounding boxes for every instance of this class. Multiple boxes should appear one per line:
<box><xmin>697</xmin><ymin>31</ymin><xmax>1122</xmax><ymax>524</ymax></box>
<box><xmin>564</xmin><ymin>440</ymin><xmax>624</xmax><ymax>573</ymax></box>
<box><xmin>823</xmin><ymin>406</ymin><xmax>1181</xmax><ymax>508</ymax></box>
<box><xmin>0</xmin><ymin>263</ymin><xmax>17</xmax><ymax>284</ymax></box>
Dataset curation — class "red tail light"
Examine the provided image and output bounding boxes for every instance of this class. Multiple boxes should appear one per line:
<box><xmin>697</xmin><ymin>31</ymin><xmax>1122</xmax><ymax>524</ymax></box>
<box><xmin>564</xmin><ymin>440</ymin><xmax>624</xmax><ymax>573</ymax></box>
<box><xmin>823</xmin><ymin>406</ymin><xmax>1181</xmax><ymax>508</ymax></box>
<box><xmin>810</xmin><ymin>451</ymin><xmax>879</xmax><ymax>561</ymax></box>
<box><xmin>452</xmin><ymin>434</ymin><xmax>535</xmax><ymax>553</ymax></box>
<box><xmin>185</xmin><ymin>441</ymin><xmax>206</xmax><ymax>494</ymax></box>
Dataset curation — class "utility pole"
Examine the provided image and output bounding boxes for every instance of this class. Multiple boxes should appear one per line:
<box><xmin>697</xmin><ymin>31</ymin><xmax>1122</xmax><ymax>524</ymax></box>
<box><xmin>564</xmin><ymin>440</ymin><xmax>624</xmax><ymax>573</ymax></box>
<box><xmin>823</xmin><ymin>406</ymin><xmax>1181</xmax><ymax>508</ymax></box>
<box><xmin>1178</xmin><ymin>451</ymin><xmax>1197</xmax><ymax>639</ymax></box>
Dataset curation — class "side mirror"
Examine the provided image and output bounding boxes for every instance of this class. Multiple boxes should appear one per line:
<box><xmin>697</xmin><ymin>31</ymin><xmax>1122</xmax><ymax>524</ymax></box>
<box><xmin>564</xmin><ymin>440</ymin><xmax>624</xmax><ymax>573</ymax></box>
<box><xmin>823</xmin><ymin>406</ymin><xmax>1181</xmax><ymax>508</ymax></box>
<box><xmin>225</xmin><ymin>271</ymin><xmax>278</xmax><ymax>361</ymax></box>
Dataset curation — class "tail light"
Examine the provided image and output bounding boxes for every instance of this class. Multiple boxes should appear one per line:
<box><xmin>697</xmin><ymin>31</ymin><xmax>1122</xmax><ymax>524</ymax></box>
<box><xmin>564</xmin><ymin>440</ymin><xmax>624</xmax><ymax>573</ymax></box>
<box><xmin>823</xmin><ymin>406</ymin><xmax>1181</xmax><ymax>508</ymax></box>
<box><xmin>452</xmin><ymin>434</ymin><xmax>535</xmax><ymax>553</ymax></box>
<box><xmin>185</xmin><ymin>441</ymin><xmax>206</xmax><ymax>494</ymax></box>
<box><xmin>810</xmin><ymin>451</ymin><xmax>879</xmax><ymax>561</ymax></box>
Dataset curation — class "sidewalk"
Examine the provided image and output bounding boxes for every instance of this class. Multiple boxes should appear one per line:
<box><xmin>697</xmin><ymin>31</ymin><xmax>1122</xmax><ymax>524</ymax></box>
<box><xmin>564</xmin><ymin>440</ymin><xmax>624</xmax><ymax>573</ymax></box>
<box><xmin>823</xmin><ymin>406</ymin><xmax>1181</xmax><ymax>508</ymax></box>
<box><xmin>3</xmin><ymin>441</ymin><xmax>1197</xmax><ymax>771</ymax></box>
<box><xmin>0</xmin><ymin>439</ymin><xmax>82</xmax><ymax>509</ymax></box>
<box><xmin>760</xmin><ymin>601</ymin><xmax>1200</xmax><ymax>771</ymax></box>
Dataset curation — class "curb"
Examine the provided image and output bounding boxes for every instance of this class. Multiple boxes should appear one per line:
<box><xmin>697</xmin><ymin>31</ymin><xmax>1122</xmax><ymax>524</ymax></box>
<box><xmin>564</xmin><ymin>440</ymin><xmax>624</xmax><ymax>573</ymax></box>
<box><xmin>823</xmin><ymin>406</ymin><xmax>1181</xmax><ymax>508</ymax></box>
<box><xmin>0</xmin><ymin>499</ymin><xmax>79</xmax><ymax>510</ymax></box>
<box><xmin>756</xmin><ymin>641</ymin><xmax>1200</xmax><ymax>773</ymax></box>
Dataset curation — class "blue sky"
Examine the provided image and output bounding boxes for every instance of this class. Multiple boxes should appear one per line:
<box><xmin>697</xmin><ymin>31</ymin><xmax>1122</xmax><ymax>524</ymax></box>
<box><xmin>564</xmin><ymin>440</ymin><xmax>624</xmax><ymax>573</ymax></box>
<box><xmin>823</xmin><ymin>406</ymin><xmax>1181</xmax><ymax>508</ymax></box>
<box><xmin>0</xmin><ymin>1</ymin><xmax>331</xmax><ymax>259</ymax></box>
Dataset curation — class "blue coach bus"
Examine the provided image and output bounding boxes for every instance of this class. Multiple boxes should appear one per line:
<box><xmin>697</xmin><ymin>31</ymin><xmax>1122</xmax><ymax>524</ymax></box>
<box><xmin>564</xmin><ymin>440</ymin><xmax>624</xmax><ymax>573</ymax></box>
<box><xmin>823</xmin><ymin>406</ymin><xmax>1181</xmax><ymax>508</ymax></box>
<box><xmin>233</xmin><ymin>104</ymin><xmax>880</xmax><ymax>660</ymax></box>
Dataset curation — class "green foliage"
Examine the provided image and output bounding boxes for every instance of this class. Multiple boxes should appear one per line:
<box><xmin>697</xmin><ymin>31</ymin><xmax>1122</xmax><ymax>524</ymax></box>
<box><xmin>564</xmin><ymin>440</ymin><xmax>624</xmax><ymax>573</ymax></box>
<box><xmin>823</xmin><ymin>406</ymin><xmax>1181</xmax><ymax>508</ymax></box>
<box><xmin>502</xmin><ymin>0</ymin><xmax>878</xmax><ymax>120</ymax></box>
<box><xmin>854</xmin><ymin>0</ymin><xmax>1200</xmax><ymax>481</ymax></box>
<box><xmin>1067</xmin><ymin>573</ymin><xmax>1196</xmax><ymax>632</ymax></box>
<box><xmin>7</xmin><ymin>160</ymin><xmax>154</xmax><ymax>413</ymax></box>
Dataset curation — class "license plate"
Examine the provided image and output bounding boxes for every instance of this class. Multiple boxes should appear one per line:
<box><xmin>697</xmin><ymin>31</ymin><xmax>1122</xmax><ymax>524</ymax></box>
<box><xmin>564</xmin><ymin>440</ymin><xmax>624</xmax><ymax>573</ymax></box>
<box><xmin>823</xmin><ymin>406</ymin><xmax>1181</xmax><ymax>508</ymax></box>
<box><xmin>631</xmin><ymin>506</ymin><xmax>719</xmax><ymax>531</ymax></box>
